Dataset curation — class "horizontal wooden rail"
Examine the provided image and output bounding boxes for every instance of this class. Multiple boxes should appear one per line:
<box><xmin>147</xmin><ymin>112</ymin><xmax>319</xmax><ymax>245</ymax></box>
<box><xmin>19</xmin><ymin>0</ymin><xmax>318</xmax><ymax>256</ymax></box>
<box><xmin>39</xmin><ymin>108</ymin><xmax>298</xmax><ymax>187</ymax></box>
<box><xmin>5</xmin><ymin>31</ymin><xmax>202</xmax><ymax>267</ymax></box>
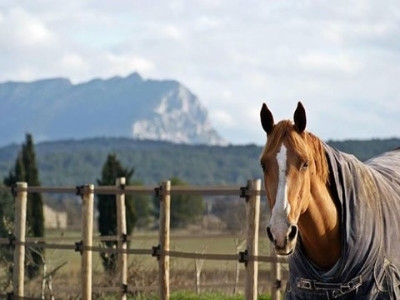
<box><xmin>14</xmin><ymin>233</ymin><xmax>241</xmax><ymax>243</ymax></box>
<box><xmin>1</xmin><ymin>240</ymin><xmax>287</xmax><ymax>263</ymax></box>
<box><xmin>22</xmin><ymin>242</ymin><xmax>76</xmax><ymax>251</ymax></box>
<box><xmin>0</xmin><ymin>235</ymin><xmax>234</xmax><ymax>245</ymax></box>
<box><xmin>0</xmin><ymin>185</ymin><xmax>266</xmax><ymax>196</ymax></box>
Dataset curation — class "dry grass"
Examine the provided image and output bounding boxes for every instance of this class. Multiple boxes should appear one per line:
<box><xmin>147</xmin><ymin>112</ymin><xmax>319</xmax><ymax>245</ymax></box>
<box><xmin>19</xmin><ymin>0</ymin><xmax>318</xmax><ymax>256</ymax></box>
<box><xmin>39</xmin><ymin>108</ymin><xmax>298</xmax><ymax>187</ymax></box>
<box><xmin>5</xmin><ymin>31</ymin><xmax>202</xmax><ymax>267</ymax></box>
<box><xmin>1</xmin><ymin>230</ymin><xmax>288</xmax><ymax>298</ymax></box>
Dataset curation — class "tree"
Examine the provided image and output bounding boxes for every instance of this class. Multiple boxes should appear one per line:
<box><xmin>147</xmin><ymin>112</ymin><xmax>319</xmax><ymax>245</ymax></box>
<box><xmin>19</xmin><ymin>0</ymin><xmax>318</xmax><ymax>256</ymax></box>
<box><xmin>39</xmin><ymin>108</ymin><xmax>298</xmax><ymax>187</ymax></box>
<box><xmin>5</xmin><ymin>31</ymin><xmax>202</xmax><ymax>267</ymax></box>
<box><xmin>131</xmin><ymin>180</ymin><xmax>153</xmax><ymax>229</ymax></box>
<box><xmin>3</xmin><ymin>134</ymin><xmax>44</xmax><ymax>279</ymax></box>
<box><xmin>97</xmin><ymin>154</ymin><xmax>136</xmax><ymax>273</ymax></box>
<box><xmin>0</xmin><ymin>187</ymin><xmax>14</xmax><ymax>288</ymax></box>
<box><xmin>153</xmin><ymin>177</ymin><xmax>204</xmax><ymax>228</ymax></box>
<box><xmin>211</xmin><ymin>197</ymin><xmax>246</xmax><ymax>232</ymax></box>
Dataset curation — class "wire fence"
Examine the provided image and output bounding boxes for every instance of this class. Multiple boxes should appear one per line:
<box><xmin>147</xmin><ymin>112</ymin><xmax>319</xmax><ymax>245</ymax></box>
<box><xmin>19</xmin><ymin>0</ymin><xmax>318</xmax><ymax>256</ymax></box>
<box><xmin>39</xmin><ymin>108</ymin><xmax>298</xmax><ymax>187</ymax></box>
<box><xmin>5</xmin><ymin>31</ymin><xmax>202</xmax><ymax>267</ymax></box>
<box><xmin>0</xmin><ymin>179</ymin><xmax>287</xmax><ymax>300</ymax></box>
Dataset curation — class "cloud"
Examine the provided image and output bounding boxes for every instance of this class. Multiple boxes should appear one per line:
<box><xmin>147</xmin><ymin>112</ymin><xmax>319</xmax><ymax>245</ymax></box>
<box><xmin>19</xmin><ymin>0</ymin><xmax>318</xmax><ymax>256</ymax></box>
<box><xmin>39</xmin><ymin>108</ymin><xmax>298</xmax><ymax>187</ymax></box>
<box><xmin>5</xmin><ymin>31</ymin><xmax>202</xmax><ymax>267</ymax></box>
<box><xmin>57</xmin><ymin>53</ymin><xmax>89</xmax><ymax>74</ymax></box>
<box><xmin>194</xmin><ymin>15</ymin><xmax>225</xmax><ymax>32</ymax></box>
<box><xmin>161</xmin><ymin>25</ymin><xmax>184</xmax><ymax>40</ymax></box>
<box><xmin>210</xmin><ymin>110</ymin><xmax>235</xmax><ymax>128</ymax></box>
<box><xmin>0</xmin><ymin>7</ymin><xmax>56</xmax><ymax>50</ymax></box>
<box><xmin>101</xmin><ymin>53</ymin><xmax>155</xmax><ymax>77</ymax></box>
<box><xmin>1</xmin><ymin>0</ymin><xmax>400</xmax><ymax>144</ymax></box>
<box><xmin>54</xmin><ymin>52</ymin><xmax>156</xmax><ymax>83</ymax></box>
<box><xmin>298</xmin><ymin>53</ymin><xmax>362</xmax><ymax>74</ymax></box>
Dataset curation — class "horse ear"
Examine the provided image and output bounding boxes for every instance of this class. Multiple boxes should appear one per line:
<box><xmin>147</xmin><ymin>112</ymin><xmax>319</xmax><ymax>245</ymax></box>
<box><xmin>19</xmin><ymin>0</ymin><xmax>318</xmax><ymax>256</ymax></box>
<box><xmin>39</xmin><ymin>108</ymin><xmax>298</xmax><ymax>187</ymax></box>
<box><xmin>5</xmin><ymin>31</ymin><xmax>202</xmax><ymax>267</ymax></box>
<box><xmin>260</xmin><ymin>103</ymin><xmax>274</xmax><ymax>134</ymax></box>
<box><xmin>294</xmin><ymin>101</ymin><xmax>307</xmax><ymax>133</ymax></box>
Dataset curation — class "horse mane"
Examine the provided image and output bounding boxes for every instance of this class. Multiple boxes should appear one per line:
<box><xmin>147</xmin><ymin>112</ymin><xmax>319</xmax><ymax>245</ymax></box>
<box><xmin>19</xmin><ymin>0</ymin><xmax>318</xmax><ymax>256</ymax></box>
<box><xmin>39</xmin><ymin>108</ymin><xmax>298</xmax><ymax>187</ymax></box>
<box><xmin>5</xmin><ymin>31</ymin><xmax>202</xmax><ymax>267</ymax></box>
<box><xmin>261</xmin><ymin>120</ymin><xmax>329</xmax><ymax>183</ymax></box>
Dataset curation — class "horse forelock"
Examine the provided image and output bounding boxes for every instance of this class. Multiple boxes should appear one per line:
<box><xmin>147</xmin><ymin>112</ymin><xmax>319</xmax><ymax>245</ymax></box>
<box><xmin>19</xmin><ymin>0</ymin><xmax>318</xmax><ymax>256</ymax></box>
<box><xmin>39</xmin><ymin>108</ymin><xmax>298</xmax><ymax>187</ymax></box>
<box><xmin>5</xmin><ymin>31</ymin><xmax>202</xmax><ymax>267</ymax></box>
<box><xmin>260</xmin><ymin>120</ymin><xmax>328</xmax><ymax>183</ymax></box>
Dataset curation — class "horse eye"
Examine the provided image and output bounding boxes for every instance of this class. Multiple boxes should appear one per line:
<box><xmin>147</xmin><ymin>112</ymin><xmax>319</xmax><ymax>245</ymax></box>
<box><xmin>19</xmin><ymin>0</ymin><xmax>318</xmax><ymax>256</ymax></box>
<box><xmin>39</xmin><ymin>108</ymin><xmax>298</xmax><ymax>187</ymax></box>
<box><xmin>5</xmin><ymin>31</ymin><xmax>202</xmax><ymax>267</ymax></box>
<box><xmin>300</xmin><ymin>161</ymin><xmax>309</xmax><ymax>171</ymax></box>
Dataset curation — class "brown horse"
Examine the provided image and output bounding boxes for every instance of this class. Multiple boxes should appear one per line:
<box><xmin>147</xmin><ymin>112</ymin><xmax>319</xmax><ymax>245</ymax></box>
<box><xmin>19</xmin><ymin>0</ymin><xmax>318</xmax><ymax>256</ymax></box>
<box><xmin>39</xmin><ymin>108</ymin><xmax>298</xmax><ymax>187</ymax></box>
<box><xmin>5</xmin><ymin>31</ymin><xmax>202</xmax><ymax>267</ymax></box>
<box><xmin>260</xmin><ymin>102</ymin><xmax>400</xmax><ymax>299</ymax></box>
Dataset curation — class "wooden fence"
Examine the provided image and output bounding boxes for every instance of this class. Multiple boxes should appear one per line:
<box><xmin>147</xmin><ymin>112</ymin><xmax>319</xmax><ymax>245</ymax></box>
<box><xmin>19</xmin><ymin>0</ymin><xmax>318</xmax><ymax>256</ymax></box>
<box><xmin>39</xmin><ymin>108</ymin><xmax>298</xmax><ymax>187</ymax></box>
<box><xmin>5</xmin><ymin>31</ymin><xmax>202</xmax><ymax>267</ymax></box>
<box><xmin>0</xmin><ymin>179</ymin><xmax>287</xmax><ymax>300</ymax></box>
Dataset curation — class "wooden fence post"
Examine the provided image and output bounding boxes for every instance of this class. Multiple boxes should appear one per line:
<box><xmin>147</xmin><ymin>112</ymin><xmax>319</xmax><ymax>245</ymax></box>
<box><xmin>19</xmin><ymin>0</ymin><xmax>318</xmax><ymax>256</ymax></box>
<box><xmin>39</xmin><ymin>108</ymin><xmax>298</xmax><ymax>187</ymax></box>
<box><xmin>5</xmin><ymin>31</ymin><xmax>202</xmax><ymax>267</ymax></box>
<box><xmin>271</xmin><ymin>244</ymin><xmax>282</xmax><ymax>300</ymax></box>
<box><xmin>159</xmin><ymin>181</ymin><xmax>170</xmax><ymax>300</ymax></box>
<box><xmin>194</xmin><ymin>247</ymin><xmax>206</xmax><ymax>295</ymax></box>
<box><xmin>116</xmin><ymin>177</ymin><xmax>128</xmax><ymax>300</ymax></box>
<box><xmin>244</xmin><ymin>179</ymin><xmax>261</xmax><ymax>300</ymax></box>
<box><xmin>13</xmin><ymin>182</ymin><xmax>27</xmax><ymax>298</ymax></box>
<box><xmin>81</xmin><ymin>184</ymin><xmax>94</xmax><ymax>300</ymax></box>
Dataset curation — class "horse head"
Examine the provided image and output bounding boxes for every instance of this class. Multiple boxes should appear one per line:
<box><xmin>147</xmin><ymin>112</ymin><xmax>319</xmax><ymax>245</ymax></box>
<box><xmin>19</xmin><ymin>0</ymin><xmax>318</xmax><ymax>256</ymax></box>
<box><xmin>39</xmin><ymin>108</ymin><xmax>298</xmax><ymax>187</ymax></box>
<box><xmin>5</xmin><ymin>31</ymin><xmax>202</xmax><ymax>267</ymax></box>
<box><xmin>259</xmin><ymin>102</ymin><xmax>319</xmax><ymax>256</ymax></box>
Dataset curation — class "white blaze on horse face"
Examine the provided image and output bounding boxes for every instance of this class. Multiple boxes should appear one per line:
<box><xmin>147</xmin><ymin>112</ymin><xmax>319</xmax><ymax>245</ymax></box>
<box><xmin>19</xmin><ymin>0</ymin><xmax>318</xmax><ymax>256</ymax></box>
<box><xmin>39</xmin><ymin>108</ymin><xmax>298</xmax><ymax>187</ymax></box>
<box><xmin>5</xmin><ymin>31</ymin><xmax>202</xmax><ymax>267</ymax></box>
<box><xmin>269</xmin><ymin>144</ymin><xmax>291</xmax><ymax>248</ymax></box>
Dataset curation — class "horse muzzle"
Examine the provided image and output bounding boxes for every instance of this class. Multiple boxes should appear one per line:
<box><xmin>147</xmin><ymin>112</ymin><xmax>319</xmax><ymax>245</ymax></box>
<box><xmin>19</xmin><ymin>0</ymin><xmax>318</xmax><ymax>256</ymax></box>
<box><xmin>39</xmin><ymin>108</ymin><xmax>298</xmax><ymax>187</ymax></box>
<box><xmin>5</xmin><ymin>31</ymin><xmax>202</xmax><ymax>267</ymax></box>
<box><xmin>266</xmin><ymin>223</ymin><xmax>298</xmax><ymax>255</ymax></box>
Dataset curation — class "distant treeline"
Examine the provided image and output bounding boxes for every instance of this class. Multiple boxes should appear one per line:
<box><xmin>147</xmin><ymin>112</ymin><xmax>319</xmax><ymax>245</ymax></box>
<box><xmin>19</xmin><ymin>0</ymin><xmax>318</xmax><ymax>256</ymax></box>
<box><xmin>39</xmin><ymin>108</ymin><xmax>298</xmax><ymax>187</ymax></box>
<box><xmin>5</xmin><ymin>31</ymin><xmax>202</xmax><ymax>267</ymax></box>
<box><xmin>0</xmin><ymin>137</ymin><xmax>399</xmax><ymax>186</ymax></box>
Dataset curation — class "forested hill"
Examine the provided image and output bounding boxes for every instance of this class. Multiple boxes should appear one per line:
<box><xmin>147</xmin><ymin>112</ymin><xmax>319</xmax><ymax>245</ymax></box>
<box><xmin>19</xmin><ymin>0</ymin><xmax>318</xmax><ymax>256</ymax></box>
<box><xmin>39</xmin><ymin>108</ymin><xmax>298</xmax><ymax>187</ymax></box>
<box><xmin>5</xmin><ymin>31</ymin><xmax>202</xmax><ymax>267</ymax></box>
<box><xmin>0</xmin><ymin>137</ymin><xmax>399</xmax><ymax>186</ymax></box>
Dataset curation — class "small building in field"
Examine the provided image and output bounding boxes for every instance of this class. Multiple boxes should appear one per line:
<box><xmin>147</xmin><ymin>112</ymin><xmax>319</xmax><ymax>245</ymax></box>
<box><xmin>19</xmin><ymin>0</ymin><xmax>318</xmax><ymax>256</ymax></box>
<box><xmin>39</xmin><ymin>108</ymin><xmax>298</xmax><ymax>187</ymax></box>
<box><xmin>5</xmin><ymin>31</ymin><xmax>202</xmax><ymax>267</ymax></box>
<box><xmin>44</xmin><ymin>205</ymin><xmax>68</xmax><ymax>229</ymax></box>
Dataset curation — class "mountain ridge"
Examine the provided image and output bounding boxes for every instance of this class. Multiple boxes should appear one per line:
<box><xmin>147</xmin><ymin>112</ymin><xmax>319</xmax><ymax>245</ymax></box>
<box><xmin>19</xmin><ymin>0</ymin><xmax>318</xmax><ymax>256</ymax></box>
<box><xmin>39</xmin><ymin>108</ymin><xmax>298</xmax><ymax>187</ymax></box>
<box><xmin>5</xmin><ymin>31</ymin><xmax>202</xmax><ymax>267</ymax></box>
<box><xmin>0</xmin><ymin>72</ymin><xmax>226</xmax><ymax>146</ymax></box>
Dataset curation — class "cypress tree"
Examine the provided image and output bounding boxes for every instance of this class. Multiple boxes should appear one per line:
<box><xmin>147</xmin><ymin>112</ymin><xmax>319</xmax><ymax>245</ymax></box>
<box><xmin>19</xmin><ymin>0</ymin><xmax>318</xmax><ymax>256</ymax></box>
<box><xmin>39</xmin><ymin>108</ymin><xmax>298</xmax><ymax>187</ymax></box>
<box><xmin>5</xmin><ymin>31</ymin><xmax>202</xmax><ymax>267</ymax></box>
<box><xmin>23</xmin><ymin>135</ymin><xmax>45</xmax><ymax>238</ymax></box>
<box><xmin>97</xmin><ymin>153</ymin><xmax>136</xmax><ymax>273</ymax></box>
<box><xmin>3</xmin><ymin>134</ymin><xmax>44</xmax><ymax>279</ymax></box>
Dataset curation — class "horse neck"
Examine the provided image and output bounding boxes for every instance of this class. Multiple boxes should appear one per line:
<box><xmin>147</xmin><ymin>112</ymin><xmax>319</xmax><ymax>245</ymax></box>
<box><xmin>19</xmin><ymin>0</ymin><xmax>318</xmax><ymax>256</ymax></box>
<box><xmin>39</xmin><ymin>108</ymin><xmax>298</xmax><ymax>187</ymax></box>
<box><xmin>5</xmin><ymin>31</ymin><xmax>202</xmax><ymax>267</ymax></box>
<box><xmin>297</xmin><ymin>170</ymin><xmax>341</xmax><ymax>270</ymax></box>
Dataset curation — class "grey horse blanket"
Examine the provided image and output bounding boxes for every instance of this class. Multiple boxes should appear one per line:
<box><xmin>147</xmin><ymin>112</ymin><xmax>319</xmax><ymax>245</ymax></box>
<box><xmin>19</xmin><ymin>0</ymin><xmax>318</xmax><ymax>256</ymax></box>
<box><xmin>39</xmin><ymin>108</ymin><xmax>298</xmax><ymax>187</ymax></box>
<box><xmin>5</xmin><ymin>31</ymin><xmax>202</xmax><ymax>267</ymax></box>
<box><xmin>285</xmin><ymin>143</ymin><xmax>400</xmax><ymax>299</ymax></box>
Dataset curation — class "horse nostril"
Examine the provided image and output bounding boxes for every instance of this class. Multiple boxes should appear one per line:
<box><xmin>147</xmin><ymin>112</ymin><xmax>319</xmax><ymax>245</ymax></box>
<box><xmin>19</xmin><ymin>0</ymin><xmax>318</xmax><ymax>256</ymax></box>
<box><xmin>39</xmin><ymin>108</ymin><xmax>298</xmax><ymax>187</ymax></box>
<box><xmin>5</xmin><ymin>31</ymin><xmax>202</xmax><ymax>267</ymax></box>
<box><xmin>266</xmin><ymin>226</ymin><xmax>274</xmax><ymax>242</ymax></box>
<box><xmin>288</xmin><ymin>225</ymin><xmax>298</xmax><ymax>241</ymax></box>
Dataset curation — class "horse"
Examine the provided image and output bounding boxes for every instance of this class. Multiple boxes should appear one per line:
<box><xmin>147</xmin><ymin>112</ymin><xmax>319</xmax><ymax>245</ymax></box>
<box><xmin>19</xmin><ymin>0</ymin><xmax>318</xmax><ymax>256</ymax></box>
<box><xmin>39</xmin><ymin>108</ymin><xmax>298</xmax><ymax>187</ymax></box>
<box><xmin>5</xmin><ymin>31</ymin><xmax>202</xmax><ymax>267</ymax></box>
<box><xmin>259</xmin><ymin>102</ymin><xmax>400</xmax><ymax>299</ymax></box>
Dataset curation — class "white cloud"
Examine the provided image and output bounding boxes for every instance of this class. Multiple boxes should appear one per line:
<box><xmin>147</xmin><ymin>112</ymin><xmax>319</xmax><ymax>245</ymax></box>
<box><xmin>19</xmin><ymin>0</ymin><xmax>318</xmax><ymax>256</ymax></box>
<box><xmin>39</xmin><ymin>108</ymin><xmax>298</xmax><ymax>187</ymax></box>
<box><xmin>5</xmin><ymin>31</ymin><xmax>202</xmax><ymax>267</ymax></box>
<box><xmin>210</xmin><ymin>110</ymin><xmax>234</xmax><ymax>128</ymax></box>
<box><xmin>0</xmin><ymin>7</ymin><xmax>56</xmax><ymax>47</ymax></box>
<box><xmin>162</xmin><ymin>25</ymin><xmax>184</xmax><ymax>40</ymax></box>
<box><xmin>1</xmin><ymin>0</ymin><xmax>400</xmax><ymax>143</ymax></box>
<box><xmin>195</xmin><ymin>15</ymin><xmax>223</xmax><ymax>30</ymax></box>
<box><xmin>21</xmin><ymin>19</ymin><xmax>53</xmax><ymax>45</ymax></box>
<box><xmin>298</xmin><ymin>53</ymin><xmax>362</xmax><ymax>74</ymax></box>
<box><xmin>62</xmin><ymin>52</ymin><xmax>156</xmax><ymax>83</ymax></box>
<box><xmin>322</xmin><ymin>23</ymin><xmax>345</xmax><ymax>44</ymax></box>
<box><xmin>221</xmin><ymin>90</ymin><xmax>232</xmax><ymax>100</ymax></box>
<box><xmin>104</xmin><ymin>53</ymin><xmax>155</xmax><ymax>75</ymax></box>
<box><xmin>58</xmin><ymin>53</ymin><xmax>88</xmax><ymax>72</ymax></box>
<box><xmin>244</xmin><ymin>72</ymin><xmax>270</xmax><ymax>90</ymax></box>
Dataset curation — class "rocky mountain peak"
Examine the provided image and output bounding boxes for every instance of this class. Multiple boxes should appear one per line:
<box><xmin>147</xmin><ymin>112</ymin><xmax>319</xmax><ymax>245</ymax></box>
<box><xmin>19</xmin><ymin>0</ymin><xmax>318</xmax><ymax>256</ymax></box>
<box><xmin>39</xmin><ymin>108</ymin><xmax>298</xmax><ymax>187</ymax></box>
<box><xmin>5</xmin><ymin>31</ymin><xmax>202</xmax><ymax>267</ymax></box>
<box><xmin>0</xmin><ymin>72</ymin><xmax>227</xmax><ymax>146</ymax></box>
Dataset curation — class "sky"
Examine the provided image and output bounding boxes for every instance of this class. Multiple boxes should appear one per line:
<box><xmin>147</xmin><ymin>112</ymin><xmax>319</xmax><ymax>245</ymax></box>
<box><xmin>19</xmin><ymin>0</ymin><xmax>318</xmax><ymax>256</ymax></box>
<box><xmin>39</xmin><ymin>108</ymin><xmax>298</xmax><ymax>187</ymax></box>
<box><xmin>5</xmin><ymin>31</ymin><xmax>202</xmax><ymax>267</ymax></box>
<box><xmin>1</xmin><ymin>0</ymin><xmax>400</xmax><ymax>145</ymax></box>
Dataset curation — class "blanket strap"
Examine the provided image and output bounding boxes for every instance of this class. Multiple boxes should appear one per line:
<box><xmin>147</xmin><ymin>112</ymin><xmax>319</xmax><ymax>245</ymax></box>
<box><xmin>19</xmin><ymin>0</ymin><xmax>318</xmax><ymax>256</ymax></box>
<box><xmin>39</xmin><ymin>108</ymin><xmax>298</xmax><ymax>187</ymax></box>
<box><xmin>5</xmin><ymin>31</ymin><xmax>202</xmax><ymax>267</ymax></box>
<box><xmin>296</xmin><ymin>276</ymin><xmax>362</xmax><ymax>298</ymax></box>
